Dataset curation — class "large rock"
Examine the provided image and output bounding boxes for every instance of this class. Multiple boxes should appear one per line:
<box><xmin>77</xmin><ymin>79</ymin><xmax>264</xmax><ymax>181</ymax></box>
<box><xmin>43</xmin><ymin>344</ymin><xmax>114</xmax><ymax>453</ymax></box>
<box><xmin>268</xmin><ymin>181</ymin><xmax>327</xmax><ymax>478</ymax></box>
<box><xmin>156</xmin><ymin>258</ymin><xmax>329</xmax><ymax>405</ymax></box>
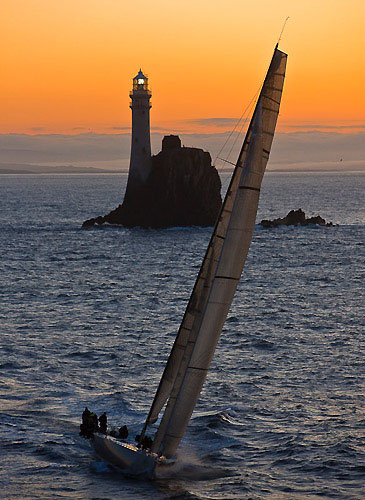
<box><xmin>260</xmin><ymin>209</ymin><xmax>333</xmax><ymax>228</ymax></box>
<box><xmin>82</xmin><ymin>136</ymin><xmax>222</xmax><ymax>228</ymax></box>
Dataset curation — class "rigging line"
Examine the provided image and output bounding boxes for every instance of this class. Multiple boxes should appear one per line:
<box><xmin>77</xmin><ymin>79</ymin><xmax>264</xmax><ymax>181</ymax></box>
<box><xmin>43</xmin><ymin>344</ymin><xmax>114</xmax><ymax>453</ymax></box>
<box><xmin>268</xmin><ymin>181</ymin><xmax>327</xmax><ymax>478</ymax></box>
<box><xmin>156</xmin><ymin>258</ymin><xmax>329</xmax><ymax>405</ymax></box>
<box><xmin>120</xmin><ymin>322</ymin><xmax>147</xmax><ymax>394</ymax></box>
<box><xmin>214</xmin><ymin>88</ymin><xmax>260</xmax><ymax>196</ymax></box>
<box><xmin>224</xmin><ymin>92</ymin><xmax>258</xmax><ymax>164</ymax></box>
<box><xmin>219</xmin><ymin>40</ymin><xmax>279</xmax><ymax>179</ymax></box>
<box><xmin>217</xmin><ymin>158</ymin><xmax>236</xmax><ymax>167</ymax></box>
<box><xmin>126</xmin><ymin>237</ymin><xmax>179</xmax><ymax>403</ymax></box>
<box><xmin>213</xmin><ymin>87</ymin><xmax>260</xmax><ymax>171</ymax></box>
<box><xmin>218</xmin><ymin>90</ymin><xmax>259</xmax><ymax>195</ymax></box>
<box><xmin>219</xmin><ymin>38</ymin><xmax>284</xmax><ymax>184</ymax></box>
<box><xmin>277</xmin><ymin>16</ymin><xmax>290</xmax><ymax>45</ymax></box>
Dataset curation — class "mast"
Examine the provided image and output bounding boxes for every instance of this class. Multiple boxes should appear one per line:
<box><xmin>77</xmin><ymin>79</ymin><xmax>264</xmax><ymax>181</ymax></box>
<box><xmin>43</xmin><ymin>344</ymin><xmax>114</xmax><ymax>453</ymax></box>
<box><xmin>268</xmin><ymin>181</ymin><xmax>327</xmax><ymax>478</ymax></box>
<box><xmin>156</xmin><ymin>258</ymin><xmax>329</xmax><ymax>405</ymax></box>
<box><xmin>146</xmin><ymin>46</ymin><xmax>287</xmax><ymax>458</ymax></box>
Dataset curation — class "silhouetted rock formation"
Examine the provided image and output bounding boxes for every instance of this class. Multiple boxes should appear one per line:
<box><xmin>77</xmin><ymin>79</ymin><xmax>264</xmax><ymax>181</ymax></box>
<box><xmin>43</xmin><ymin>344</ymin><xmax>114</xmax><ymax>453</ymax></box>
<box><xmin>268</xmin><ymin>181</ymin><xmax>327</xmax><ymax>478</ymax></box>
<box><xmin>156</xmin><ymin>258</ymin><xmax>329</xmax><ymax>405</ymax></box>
<box><xmin>82</xmin><ymin>136</ymin><xmax>222</xmax><ymax>228</ymax></box>
<box><xmin>260</xmin><ymin>209</ymin><xmax>333</xmax><ymax>228</ymax></box>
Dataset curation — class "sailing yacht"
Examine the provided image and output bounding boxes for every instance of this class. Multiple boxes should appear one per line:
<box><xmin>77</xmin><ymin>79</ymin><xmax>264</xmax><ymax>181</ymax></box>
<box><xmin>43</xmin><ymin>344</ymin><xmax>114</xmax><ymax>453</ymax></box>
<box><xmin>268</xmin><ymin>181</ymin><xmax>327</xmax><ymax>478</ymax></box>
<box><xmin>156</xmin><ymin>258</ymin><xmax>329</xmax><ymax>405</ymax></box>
<box><xmin>92</xmin><ymin>44</ymin><xmax>287</xmax><ymax>477</ymax></box>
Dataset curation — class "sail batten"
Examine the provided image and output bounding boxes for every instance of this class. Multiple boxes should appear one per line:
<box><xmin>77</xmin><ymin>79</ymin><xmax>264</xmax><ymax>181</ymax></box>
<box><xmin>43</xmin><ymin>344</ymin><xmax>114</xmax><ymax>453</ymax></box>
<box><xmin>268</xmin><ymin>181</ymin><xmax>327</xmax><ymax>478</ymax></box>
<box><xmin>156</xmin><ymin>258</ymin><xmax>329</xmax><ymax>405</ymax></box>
<box><xmin>144</xmin><ymin>46</ymin><xmax>287</xmax><ymax>457</ymax></box>
<box><xmin>239</xmin><ymin>185</ymin><xmax>261</xmax><ymax>191</ymax></box>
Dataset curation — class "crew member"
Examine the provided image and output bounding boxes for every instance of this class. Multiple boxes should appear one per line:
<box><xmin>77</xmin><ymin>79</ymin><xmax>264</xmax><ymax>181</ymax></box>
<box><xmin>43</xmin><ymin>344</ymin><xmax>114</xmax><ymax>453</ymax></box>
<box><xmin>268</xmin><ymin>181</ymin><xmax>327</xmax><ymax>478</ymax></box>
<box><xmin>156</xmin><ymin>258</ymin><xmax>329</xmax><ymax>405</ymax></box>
<box><xmin>99</xmin><ymin>412</ymin><xmax>107</xmax><ymax>434</ymax></box>
<box><xmin>80</xmin><ymin>407</ymin><xmax>91</xmax><ymax>437</ymax></box>
<box><xmin>118</xmin><ymin>425</ymin><xmax>128</xmax><ymax>439</ymax></box>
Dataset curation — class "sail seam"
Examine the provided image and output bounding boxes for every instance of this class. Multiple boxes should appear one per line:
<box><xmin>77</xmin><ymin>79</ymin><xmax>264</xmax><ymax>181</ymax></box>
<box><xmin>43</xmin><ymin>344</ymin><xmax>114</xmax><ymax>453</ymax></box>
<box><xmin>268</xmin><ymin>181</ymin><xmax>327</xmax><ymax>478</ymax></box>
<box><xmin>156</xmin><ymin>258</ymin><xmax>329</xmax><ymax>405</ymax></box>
<box><xmin>262</xmin><ymin>106</ymin><xmax>279</xmax><ymax>113</ymax></box>
<box><xmin>262</xmin><ymin>95</ymin><xmax>281</xmax><ymax>105</ymax></box>
<box><xmin>264</xmin><ymin>86</ymin><xmax>283</xmax><ymax>92</ymax></box>
<box><xmin>215</xmin><ymin>275</ymin><xmax>240</xmax><ymax>280</ymax></box>
<box><xmin>165</xmin><ymin>432</ymin><xmax>184</xmax><ymax>439</ymax></box>
<box><xmin>239</xmin><ymin>186</ymin><xmax>261</xmax><ymax>192</ymax></box>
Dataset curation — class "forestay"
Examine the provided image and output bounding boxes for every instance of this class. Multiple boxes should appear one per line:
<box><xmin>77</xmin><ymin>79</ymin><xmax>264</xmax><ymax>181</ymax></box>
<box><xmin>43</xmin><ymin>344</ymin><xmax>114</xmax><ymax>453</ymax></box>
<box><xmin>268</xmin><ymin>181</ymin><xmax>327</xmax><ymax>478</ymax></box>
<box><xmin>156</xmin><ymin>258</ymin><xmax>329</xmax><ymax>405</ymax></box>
<box><xmin>145</xmin><ymin>46</ymin><xmax>287</xmax><ymax>458</ymax></box>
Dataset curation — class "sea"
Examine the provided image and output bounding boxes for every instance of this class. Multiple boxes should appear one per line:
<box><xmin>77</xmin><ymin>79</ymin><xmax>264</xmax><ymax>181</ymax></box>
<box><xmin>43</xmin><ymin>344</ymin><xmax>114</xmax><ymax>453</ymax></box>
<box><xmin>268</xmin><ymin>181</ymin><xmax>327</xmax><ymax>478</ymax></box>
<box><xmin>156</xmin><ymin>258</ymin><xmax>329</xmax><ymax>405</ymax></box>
<box><xmin>0</xmin><ymin>171</ymin><xmax>364</xmax><ymax>500</ymax></box>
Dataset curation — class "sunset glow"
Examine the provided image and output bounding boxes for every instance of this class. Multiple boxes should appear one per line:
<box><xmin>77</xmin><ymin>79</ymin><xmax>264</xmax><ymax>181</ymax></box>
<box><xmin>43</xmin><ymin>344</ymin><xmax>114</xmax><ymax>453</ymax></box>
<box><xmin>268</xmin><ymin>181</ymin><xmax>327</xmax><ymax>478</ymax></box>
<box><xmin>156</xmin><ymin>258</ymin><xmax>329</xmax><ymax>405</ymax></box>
<box><xmin>2</xmin><ymin>0</ymin><xmax>365</xmax><ymax>134</ymax></box>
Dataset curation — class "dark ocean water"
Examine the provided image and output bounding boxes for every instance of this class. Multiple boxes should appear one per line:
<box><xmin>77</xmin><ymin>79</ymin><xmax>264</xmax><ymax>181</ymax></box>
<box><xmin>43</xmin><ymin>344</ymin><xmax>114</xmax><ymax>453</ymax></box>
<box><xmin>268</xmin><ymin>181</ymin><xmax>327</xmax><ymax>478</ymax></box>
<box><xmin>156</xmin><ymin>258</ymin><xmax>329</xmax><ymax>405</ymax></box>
<box><xmin>0</xmin><ymin>172</ymin><xmax>364</xmax><ymax>500</ymax></box>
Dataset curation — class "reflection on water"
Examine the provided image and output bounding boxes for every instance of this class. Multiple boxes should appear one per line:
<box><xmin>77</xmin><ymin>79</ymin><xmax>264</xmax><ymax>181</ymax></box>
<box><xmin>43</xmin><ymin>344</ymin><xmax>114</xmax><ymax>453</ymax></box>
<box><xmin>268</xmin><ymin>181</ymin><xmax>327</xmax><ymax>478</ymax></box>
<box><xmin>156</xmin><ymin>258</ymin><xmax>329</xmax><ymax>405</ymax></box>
<box><xmin>0</xmin><ymin>172</ymin><xmax>364</xmax><ymax>499</ymax></box>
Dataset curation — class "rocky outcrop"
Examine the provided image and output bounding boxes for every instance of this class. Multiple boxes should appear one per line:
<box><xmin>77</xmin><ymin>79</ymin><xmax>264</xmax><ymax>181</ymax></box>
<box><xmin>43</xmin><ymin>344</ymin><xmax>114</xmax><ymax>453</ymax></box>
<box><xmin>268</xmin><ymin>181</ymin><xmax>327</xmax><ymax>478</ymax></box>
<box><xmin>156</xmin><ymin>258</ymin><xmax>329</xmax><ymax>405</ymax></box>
<box><xmin>82</xmin><ymin>136</ymin><xmax>222</xmax><ymax>228</ymax></box>
<box><xmin>260</xmin><ymin>209</ymin><xmax>333</xmax><ymax>228</ymax></box>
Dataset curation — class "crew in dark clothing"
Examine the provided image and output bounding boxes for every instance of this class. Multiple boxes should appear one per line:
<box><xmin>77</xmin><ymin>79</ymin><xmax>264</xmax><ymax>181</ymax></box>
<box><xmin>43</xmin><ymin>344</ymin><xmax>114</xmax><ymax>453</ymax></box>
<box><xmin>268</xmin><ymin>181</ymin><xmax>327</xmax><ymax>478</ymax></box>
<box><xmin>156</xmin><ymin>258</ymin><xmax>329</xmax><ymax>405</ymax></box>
<box><xmin>90</xmin><ymin>412</ymin><xmax>99</xmax><ymax>433</ymax></box>
<box><xmin>135</xmin><ymin>434</ymin><xmax>153</xmax><ymax>450</ymax></box>
<box><xmin>142</xmin><ymin>435</ymin><xmax>153</xmax><ymax>450</ymax></box>
<box><xmin>118</xmin><ymin>425</ymin><xmax>128</xmax><ymax>439</ymax></box>
<box><xmin>80</xmin><ymin>408</ymin><xmax>99</xmax><ymax>438</ymax></box>
<box><xmin>99</xmin><ymin>412</ymin><xmax>107</xmax><ymax>434</ymax></box>
<box><xmin>82</xmin><ymin>407</ymin><xmax>91</xmax><ymax>421</ymax></box>
<box><xmin>80</xmin><ymin>407</ymin><xmax>92</xmax><ymax>437</ymax></box>
<box><xmin>135</xmin><ymin>434</ymin><xmax>141</xmax><ymax>447</ymax></box>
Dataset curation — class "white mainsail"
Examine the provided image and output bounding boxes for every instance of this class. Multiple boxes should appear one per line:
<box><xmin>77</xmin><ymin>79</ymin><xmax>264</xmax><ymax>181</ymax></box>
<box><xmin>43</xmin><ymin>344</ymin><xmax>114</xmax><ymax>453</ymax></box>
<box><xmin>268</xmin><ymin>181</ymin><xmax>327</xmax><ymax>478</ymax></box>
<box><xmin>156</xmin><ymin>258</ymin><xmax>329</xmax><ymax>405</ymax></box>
<box><xmin>144</xmin><ymin>46</ymin><xmax>287</xmax><ymax>459</ymax></box>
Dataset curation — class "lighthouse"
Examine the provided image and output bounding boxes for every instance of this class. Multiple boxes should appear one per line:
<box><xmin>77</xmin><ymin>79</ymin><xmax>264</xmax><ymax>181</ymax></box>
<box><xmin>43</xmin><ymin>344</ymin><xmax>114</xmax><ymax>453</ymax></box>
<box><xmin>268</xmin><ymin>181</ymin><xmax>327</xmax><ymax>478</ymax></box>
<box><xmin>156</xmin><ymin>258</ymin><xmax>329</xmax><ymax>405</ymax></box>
<box><xmin>82</xmin><ymin>67</ymin><xmax>222</xmax><ymax>229</ymax></box>
<box><xmin>124</xmin><ymin>69</ymin><xmax>152</xmax><ymax>200</ymax></box>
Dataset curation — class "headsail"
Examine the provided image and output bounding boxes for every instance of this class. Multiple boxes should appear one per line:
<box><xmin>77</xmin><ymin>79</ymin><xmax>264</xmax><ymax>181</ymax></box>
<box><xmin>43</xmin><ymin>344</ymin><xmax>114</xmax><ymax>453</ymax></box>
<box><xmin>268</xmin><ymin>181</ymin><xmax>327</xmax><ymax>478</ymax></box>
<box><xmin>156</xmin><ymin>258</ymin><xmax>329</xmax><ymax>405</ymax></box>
<box><xmin>146</xmin><ymin>46</ymin><xmax>287</xmax><ymax>458</ymax></box>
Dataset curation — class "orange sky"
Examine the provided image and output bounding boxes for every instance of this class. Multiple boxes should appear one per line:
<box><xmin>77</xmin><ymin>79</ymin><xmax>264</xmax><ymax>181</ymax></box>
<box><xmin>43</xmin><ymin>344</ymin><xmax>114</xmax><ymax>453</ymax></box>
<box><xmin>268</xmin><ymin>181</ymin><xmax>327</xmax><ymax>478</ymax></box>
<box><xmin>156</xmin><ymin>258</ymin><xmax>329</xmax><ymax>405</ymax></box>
<box><xmin>1</xmin><ymin>0</ymin><xmax>365</xmax><ymax>134</ymax></box>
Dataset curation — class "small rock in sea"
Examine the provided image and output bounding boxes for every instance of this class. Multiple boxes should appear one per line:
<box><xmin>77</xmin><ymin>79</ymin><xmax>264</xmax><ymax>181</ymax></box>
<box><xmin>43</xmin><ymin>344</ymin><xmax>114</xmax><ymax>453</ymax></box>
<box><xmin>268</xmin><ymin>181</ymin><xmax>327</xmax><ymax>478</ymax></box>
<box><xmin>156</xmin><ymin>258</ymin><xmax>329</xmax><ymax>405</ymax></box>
<box><xmin>260</xmin><ymin>209</ymin><xmax>334</xmax><ymax>228</ymax></box>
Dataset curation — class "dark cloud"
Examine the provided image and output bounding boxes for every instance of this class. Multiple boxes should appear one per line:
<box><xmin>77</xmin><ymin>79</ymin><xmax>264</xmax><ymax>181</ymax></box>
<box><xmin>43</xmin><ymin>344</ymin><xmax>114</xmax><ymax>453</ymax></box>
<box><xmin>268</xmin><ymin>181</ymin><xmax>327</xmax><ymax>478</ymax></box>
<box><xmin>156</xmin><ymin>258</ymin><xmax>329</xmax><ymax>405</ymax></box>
<box><xmin>0</xmin><ymin>131</ymin><xmax>364</xmax><ymax>171</ymax></box>
<box><xmin>110</xmin><ymin>125</ymin><xmax>172</xmax><ymax>132</ymax></box>
<box><xmin>151</xmin><ymin>126</ymin><xmax>174</xmax><ymax>131</ymax></box>
<box><xmin>0</xmin><ymin>133</ymin><xmax>131</xmax><ymax>163</ymax></box>
<box><xmin>287</xmin><ymin>123</ymin><xmax>365</xmax><ymax>130</ymax></box>
<box><xmin>186</xmin><ymin>118</ymin><xmax>240</xmax><ymax>127</ymax></box>
<box><xmin>270</xmin><ymin>131</ymin><xmax>365</xmax><ymax>164</ymax></box>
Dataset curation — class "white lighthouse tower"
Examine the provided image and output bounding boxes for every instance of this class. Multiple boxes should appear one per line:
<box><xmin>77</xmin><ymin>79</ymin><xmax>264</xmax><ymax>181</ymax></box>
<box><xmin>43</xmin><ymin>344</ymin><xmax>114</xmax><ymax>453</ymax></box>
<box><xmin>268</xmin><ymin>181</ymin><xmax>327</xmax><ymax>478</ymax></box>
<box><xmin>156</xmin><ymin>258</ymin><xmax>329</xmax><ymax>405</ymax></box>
<box><xmin>125</xmin><ymin>69</ymin><xmax>152</xmax><ymax>199</ymax></box>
